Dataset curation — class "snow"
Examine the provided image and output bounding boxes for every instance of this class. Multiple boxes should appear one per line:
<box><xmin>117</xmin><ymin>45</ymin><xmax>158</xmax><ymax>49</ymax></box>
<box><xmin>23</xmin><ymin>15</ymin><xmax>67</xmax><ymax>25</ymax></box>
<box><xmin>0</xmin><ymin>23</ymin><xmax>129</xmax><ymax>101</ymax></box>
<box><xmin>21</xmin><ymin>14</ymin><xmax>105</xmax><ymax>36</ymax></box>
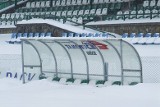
<box><xmin>17</xmin><ymin>19</ymin><xmax>99</xmax><ymax>34</ymax></box>
<box><xmin>0</xmin><ymin>78</ymin><xmax>159</xmax><ymax>107</ymax></box>
<box><xmin>86</xmin><ymin>18</ymin><xmax>160</xmax><ymax>26</ymax></box>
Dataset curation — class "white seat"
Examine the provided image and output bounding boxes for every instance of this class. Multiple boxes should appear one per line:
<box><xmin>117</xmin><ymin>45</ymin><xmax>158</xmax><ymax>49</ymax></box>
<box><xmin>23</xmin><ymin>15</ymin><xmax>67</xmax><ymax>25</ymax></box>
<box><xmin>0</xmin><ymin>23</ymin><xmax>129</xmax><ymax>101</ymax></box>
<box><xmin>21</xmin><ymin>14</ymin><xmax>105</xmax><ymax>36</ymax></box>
<box><xmin>56</xmin><ymin>11</ymin><xmax>61</xmax><ymax>16</ymax></box>
<box><xmin>40</xmin><ymin>1</ymin><xmax>45</xmax><ymax>7</ymax></box>
<box><xmin>26</xmin><ymin>2</ymin><xmax>31</xmax><ymax>8</ymax></box>
<box><xmin>66</xmin><ymin>0</ymin><xmax>71</xmax><ymax>5</ymax></box>
<box><xmin>116</xmin><ymin>11</ymin><xmax>123</xmax><ymax>19</ymax></box>
<box><xmin>137</xmin><ymin>10</ymin><xmax>144</xmax><ymax>19</ymax></box>
<box><xmin>45</xmin><ymin>1</ymin><xmax>50</xmax><ymax>7</ymax></box>
<box><xmin>90</xmin><ymin>9</ymin><xmax>96</xmax><ymax>15</ymax></box>
<box><xmin>56</xmin><ymin>0</ymin><xmax>61</xmax><ymax>6</ymax></box>
<box><xmin>1</xmin><ymin>14</ymin><xmax>6</xmax><ymax>19</ymax></box>
<box><xmin>31</xmin><ymin>2</ymin><xmax>35</xmax><ymax>8</ymax></box>
<box><xmin>157</xmin><ymin>0</ymin><xmax>160</xmax><ymax>6</ymax></box>
<box><xmin>143</xmin><ymin>0</ymin><xmax>149</xmax><ymax>7</ymax></box>
<box><xmin>73</xmin><ymin>10</ymin><xmax>78</xmax><ymax>16</ymax></box>
<box><xmin>6</xmin><ymin>14</ymin><xmax>10</xmax><ymax>19</ymax></box>
<box><xmin>144</xmin><ymin>9</ymin><xmax>150</xmax><ymax>18</ymax></box>
<box><xmin>62</xmin><ymin>11</ymin><xmax>67</xmax><ymax>16</ymax></box>
<box><xmin>73</xmin><ymin>79</ymin><xmax>81</xmax><ymax>85</ymax></box>
<box><xmin>150</xmin><ymin>0</ymin><xmax>156</xmax><ymax>7</ymax></box>
<box><xmin>110</xmin><ymin>0</ymin><xmax>116</xmax><ymax>2</ymax></box>
<box><xmin>61</xmin><ymin>0</ymin><xmax>66</xmax><ymax>6</ymax></box>
<box><xmin>77</xmin><ymin>17</ymin><xmax>83</xmax><ymax>24</ymax></box>
<box><xmin>51</xmin><ymin>11</ymin><xmax>56</xmax><ymax>16</ymax></box>
<box><xmin>104</xmin><ymin>0</ymin><xmax>109</xmax><ymax>3</ymax></box>
<box><xmin>10</xmin><ymin>13</ymin><xmax>15</xmax><ymax>19</ymax></box>
<box><xmin>84</xmin><ymin>9</ymin><xmax>90</xmax><ymax>15</ymax></box>
<box><xmin>93</xmin><ymin>0</ymin><xmax>99</xmax><ymax>4</ymax></box>
<box><xmin>59</xmin><ymin>78</ymin><xmax>67</xmax><ymax>84</ymax></box>
<box><xmin>96</xmin><ymin>8</ymin><xmax>102</xmax><ymax>15</ymax></box>
<box><xmin>35</xmin><ymin>2</ymin><xmax>40</xmax><ymax>8</ymax></box>
<box><xmin>67</xmin><ymin>10</ymin><xmax>72</xmax><ymax>16</ymax></box>
<box><xmin>78</xmin><ymin>10</ymin><xmax>84</xmax><ymax>15</ymax></box>
<box><xmin>72</xmin><ymin>0</ymin><xmax>77</xmax><ymax>5</ymax></box>
<box><xmin>72</xmin><ymin>17</ymin><xmax>77</xmax><ymax>22</ymax></box>
<box><xmin>152</xmin><ymin>9</ymin><xmax>158</xmax><ymax>18</ymax></box>
<box><xmin>99</xmin><ymin>0</ymin><xmax>104</xmax><ymax>3</ymax></box>
<box><xmin>101</xmin><ymin>8</ymin><xmax>108</xmax><ymax>15</ymax></box>
<box><xmin>130</xmin><ymin>10</ymin><xmax>136</xmax><ymax>19</ymax></box>
<box><xmin>82</xmin><ymin>0</ymin><xmax>88</xmax><ymax>4</ymax></box>
<box><xmin>77</xmin><ymin>0</ymin><xmax>82</xmax><ymax>5</ymax></box>
<box><xmin>52</xmin><ymin>0</ymin><xmax>56</xmax><ymax>6</ymax></box>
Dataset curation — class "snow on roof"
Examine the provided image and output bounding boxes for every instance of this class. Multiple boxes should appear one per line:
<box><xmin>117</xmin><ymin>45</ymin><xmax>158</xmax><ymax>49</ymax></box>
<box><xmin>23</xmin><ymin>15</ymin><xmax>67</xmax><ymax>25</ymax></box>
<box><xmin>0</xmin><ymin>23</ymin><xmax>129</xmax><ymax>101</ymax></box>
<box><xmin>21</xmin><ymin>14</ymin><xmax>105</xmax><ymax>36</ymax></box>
<box><xmin>86</xmin><ymin>18</ymin><xmax>160</xmax><ymax>26</ymax></box>
<box><xmin>17</xmin><ymin>19</ymin><xmax>100</xmax><ymax>34</ymax></box>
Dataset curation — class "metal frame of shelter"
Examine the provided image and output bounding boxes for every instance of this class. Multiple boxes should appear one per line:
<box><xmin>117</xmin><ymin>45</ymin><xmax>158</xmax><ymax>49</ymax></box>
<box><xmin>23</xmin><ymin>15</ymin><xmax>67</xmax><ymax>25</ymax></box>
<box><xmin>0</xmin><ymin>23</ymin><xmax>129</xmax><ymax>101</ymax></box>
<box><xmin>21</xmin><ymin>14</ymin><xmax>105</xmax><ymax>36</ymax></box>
<box><xmin>21</xmin><ymin>38</ymin><xmax>143</xmax><ymax>85</ymax></box>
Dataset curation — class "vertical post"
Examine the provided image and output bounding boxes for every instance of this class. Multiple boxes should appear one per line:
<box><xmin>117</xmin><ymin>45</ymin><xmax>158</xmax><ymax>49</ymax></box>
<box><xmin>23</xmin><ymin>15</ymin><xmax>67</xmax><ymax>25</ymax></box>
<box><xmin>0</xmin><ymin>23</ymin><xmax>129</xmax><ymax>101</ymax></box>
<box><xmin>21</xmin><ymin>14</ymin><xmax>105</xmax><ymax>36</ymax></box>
<box><xmin>120</xmin><ymin>39</ymin><xmax>124</xmax><ymax>85</ymax></box>
<box><xmin>104</xmin><ymin>62</ymin><xmax>108</xmax><ymax>81</ymax></box>
<box><xmin>21</xmin><ymin>41</ymin><xmax>25</xmax><ymax>84</ymax></box>
<box><xmin>15</xmin><ymin>0</ymin><xmax>17</xmax><ymax>10</ymax></box>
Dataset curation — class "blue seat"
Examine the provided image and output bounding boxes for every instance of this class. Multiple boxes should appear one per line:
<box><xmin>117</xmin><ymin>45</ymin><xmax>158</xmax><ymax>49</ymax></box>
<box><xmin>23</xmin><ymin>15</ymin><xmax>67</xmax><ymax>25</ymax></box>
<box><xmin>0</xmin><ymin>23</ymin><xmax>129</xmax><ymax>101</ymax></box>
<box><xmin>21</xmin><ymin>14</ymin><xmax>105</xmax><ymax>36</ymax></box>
<box><xmin>34</xmin><ymin>33</ymin><xmax>40</xmax><ymax>37</ymax></box>
<box><xmin>87</xmin><ymin>33</ymin><xmax>94</xmax><ymax>37</ymax></box>
<box><xmin>15</xmin><ymin>33</ymin><xmax>23</xmax><ymax>43</ymax></box>
<box><xmin>40</xmin><ymin>33</ymin><xmax>46</xmax><ymax>37</ymax></box>
<box><xmin>28</xmin><ymin>33</ymin><xmax>34</xmax><ymax>38</ymax></box>
<box><xmin>74</xmin><ymin>33</ymin><xmax>80</xmax><ymax>37</ymax></box>
<box><xmin>102</xmin><ymin>33</ymin><xmax>108</xmax><ymax>38</ymax></box>
<box><xmin>153</xmin><ymin>33</ymin><xmax>159</xmax><ymax>37</ymax></box>
<box><xmin>81</xmin><ymin>33</ymin><xmax>87</xmax><ymax>37</ymax></box>
<box><xmin>122</xmin><ymin>33</ymin><xmax>128</xmax><ymax>38</ymax></box>
<box><xmin>68</xmin><ymin>33</ymin><xmax>74</xmax><ymax>37</ymax></box>
<box><xmin>137</xmin><ymin>33</ymin><xmax>144</xmax><ymax>37</ymax></box>
<box><xmin>62</xmin><ymin>33</ymin><xmax>67</xmax><ymax>37</ymax></box>
<box><xmin>46</xmin><ymin>32</ymin><xmax>52</xmax><ymax>37</ymax></box>
<box><xmin>94</xmin><ymin>33</ymin><xmax>100</xmax><ymax>37</ymax></box>
<box><xmin>6</xmin><ymin>33</ymin><xmax>17</xmax><ymax>44</ymax></box>
<box><xmin>130</xmin><ymin>33</ymin><xmax>136</xmax><ymax>38</ymax></box>
<box><xmin>145</xmin><ymin>33</ymin><xmax>151</xmax><ymax>37</ymax></box>
<box><xmin>22</xmin><ymin>33</ymin><xmax>28</xmax><ymax>38</ymax></box>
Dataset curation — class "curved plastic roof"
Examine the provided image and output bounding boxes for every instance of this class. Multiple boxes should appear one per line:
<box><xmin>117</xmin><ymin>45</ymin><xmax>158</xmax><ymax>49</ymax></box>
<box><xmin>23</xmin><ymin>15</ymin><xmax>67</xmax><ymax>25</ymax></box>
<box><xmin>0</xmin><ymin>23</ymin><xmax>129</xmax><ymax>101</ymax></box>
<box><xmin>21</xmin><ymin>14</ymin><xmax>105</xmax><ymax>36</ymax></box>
<box><xmin>21</xmin><ymin>38</ymin><xmax>142</xmax><ymax>85</ymax></box>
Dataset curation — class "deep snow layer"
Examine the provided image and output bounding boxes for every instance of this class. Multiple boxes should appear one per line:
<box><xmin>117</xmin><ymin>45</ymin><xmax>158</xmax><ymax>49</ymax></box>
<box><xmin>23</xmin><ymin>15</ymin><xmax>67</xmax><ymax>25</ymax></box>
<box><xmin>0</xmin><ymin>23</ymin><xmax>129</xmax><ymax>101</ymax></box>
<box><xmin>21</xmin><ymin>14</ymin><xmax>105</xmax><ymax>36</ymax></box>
<box><xmin>0</xmin><ymin>78</ymin><xmax>159</xmax><ymax>107</ymax></box>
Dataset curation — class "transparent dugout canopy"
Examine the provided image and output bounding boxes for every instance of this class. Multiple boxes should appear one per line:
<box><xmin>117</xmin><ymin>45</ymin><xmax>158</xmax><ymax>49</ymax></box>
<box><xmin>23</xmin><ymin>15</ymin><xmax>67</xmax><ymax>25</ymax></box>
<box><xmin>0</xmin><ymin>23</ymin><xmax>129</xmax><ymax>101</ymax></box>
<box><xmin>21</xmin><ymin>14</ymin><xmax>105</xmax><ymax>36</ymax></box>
<box><xmin>21</xmin><ymin>38</ymin><xmax>142</xmax><ymax>85</ymax></box>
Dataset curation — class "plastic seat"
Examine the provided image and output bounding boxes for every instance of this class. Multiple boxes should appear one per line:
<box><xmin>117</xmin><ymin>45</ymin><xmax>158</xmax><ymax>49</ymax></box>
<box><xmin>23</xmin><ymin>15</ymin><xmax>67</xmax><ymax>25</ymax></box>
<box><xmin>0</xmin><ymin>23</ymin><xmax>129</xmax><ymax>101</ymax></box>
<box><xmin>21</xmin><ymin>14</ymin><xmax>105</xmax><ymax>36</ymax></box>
<box><xmin>138</xmin><ymin>33</ymin><xmax>151</xmax><ymax>44</ymax></box>
<box><xmin>87</xmin><ymin>33</ymin><xmax>94</xmax><ymax>37</ymax></box>
<box><xmin>66</xmin><ymin>0</ymin><xmax>71</xmax><ymax>5</ymax></box>
<box><xmin>96</xmin><ymin>8</ymin><xmax>102</xmax><ymax>15</ymax></box>
<box><xmin>40</xmin><ymin>33</ymin><xmax>46</xmax><ymax>37</ymax></box>
<box><xmin>68</xmin><ymin>33</ymin><xmax>74</xmax><ymax>37</ymax></box>
<box><xmin>31</xmin><ymin>2</ymin><xmax>35</xmax><ymax>8</ymax></box>
<box><xmin>22</xmin><ymin>33</ymin><xmax>28</xmax><ymax>38</ymax></box>
<box><xmin>28</xmin><ymin>33</ymin><xmax>34</xmax><ymax>38</ymax></box>
<box><xmin>61</xmin><ymin>0</ymin><xmax>66</xmax><ymax>6</ymax></box>
<box><xmin>72</xmin><ymin>0</ymin><xmax>77</xmax><ymax>5</ymax></box>
<box><xmin>102</xmin><ymin>33</ymin><xmax>108</xmax><ymax>38</ymax></box>
<box><xmin>122</xmin><ymin>33</ymin><xmax>128</xmax><ymax>38</ymax></box>
<box><xmin>81</xmin><ymin>33</ymin><xmax>87</xmax><ymax>37</ymax></box>
<box><xmin>74</xmin><ymin>33</ymin><xmax>80</xmax><ymax>37</ymax></box>
<box><xmin>7</xmin><ymin>33</ymin><xmax>17</xmax><ymax>44</ymax></box>
<box><xmin>137</xmin><ymin>10</ymin><xmax>144</xmax><ymax>19</ymax></box>
<box><xmin>132</xmin><ymin>33</ymin><xmax>144</xmax><ymax>44</ymax></box>
<box><xmin>94</xmin><ymin>33</ymin><xmax>100</xmax><ymax>37</ymax></box>
<box><xmin>34</xmin><ymin>33</ymin><xmax>40</xmax><ymax>38</ymax></box>
<box><xmin>62</xmin><ymin>33</ymin><xmax>68</xmax><ymax>37</ymax></box>
<box><xmin>46</xmin><ymin>32</ymin><xmax>52</xmax><ymax>37</ymax></box>
<box><xmin>26</xmin><ymin>2</ymin><xmax>31</xmax><ymax>8</ymax></box>
<box><xmin>45</xmin><ymin>1</ymin><xmax>50</xmax><ymax>7</ymax></box>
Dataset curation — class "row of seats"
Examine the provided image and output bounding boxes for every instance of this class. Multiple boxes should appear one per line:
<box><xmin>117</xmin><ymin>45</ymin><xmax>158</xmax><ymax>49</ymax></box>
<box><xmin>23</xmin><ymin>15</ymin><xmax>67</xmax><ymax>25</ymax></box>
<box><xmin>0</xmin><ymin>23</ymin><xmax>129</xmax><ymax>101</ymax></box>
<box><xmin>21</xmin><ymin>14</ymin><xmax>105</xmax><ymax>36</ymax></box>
<box><xmin>116</xmin><ymin>9</ymin><xmax>160</xmax><ymax>20</ymax></box>
<box><xmin>39</xmin><ymin>75</ymin><xmax>138</xmax><ymax>86</ymax></box>
<box><xmin>143</xmin><ymin>0</ymin><xmax>160</xmax><ymax>8</ymax></box>
<box><xmin>6</xmin><ymin>32</ymin><xmax>52</xmax><ymax>44</ymax></box>
<box><xmin>25</xmin><ymin>0</ymin><xmax>127</xmax><ymax>8</ymax></box>
<box><xmin>62</xmin><ymin>32</ymin><xmax>109</xmax><ymax>37</ymax></box>
<box><xmin>122</xmin><ymin>33</ymin><xmax>160</xmax><ymax>45</ymax></box>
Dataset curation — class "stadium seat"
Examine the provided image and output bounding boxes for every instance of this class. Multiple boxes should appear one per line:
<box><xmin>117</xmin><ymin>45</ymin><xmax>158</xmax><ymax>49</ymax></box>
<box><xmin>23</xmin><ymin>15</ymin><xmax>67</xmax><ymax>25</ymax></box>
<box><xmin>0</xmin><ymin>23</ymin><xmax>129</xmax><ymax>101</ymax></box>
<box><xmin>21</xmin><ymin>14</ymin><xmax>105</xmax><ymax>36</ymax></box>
<box><xmin>40</xmin><ymin>33</ymin><xmax>46</xmax><ymax>37</ymax></box>
<box><xmin>152</xmin><ymin>9</ymin><xmax>158</xmax><ymax>18</ymax></box>
<box><xmin>68</xmin><ymin>33</ymin><xmax>74</xmax><ymax>37</ymax></box>
<box><xmin>62</xmin><ymin>33</ymin><xmax>68</xmax><ymax>37</ymax></box>
<box><xmin>124</xmin><ymin>10</ymin><xmax>130</xmax><ymax>19</ymax></box>
<box><xmin>7</xmin><ymin>33</ymin><xmax>17</xmax><ymax>44</ymax></box>
<box><xmin>138</xmin><ymin>33</ymin><xmax>151</xmax><ymax>44</ymax></box>
<box><xmin>94</xmin><ymin>33</ymin><xmax>101</xmax><ymax>37</ymax></box>
<box><xmin>143</xmin><ymin>0</ymin><xmax>149</xmax><ymax>8</ymax></box>
<box><xmin>28</xmin><ymin>33</ymin><xmax>34</xmax><ymax>38</ymax></box>
<box><xmin>45</xmin><ymin>1</ymin><xmax>50</xmax><ymax>7</ymax></box>
<box><xmin>153</xmin><ymin>33</ymin><xmax>160</xmax><ymax>45</ymax></box>
<box><xmin>81</xmin><ymin>33</ymin><xmax>87</xmax><ymax>37</ymax></box>
<box><xmin>46</xmin><ymin>32</ymin><xmax>52</xmax><ymax>37</ymax></box>
<box><xmin>22</xmin><ymin>33</ymin><xmax>28</xmax><ymax>38</ymax></box>
<box><xmin>102</xmin><ymin>33</ymin><xmax>108</xmax><ymax>37</ymax></box>
<box><xmin>130</xmin><ymin>10</ymin><xmax>136</xmax><ymax>19</ymax></box>
<box><xmin>128</xmin><ymin>33</ymin><xmax>136</xmax><ymax>43</ymax></box>
<box><xmin>132</xmin><ymin>33</ymin><xmax>144</xmax><ymax>44</ymax></box>
<box><xmin>66</xmin><ymin>0</ymin><xmax>71</xmax><ymax>5</ymax></box>
<box><xmin>137</xmin><ymin>10</ymin><xmax>144</xmax><ymax>19</ymax></box>
<box><xmin>122</xmin><ymin>33</ymin><xmax>128</xmax><ymax>38</ymax></box>
<box><xmin>116</xmin><ymin>11</ymin><xmax>123</xmax><ymax>20</ymax></box>
<box><xmin>34</xmin><ymin>33</ymin><xmax>40</xmax><ymax>38</ymax></box>
<box><xmin>101</xmin><ymin>8</ymin><xmax>108</xmax><ymax>15</ymax></box>
<box><xmin>61</xmin><ymin>0</ymin><xmax>66</xmax><ymax>6</ymax></box>
<box><xmin>74</xmin><ymin>33</ymin><xmax>80</xmax><ymax>37</ymax></box>
<box><xmin>146</xmin><ymin>33</ymin><xmax>159</xmax><ymax>44</ymax></box>
<box><xmin>150</xmin><ymin>0</ymin><xmax>156</xmax><ymax>7</ymax></box>
<box><xmin>144</xmin><ymin>9</ymin><xmax>151</xmax><ymax>18</ymax></box>
<box><xmin>87</xmin><ymin>33</ymin><xmax>94</xmax><ymax>37</ymax></box>
<box><xmin>15</xmin><ymin>33</ymin><xmax>23</xmax><ymax>43</ymax></box>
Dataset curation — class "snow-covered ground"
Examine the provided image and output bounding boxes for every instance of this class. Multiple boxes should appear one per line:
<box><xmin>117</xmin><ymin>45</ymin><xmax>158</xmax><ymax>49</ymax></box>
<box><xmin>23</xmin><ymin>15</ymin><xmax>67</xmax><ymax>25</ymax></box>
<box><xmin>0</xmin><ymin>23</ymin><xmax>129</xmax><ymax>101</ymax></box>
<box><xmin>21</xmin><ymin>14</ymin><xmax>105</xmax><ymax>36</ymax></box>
<box><xmin>0</xmin><ymin>32</ymin><xmax>160</xmax><ymax>107</ymax></box>
<box><xmin>0</xmin><ymin>78</ymin><xmax>159</xmax><ymax>107</ymax></box>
